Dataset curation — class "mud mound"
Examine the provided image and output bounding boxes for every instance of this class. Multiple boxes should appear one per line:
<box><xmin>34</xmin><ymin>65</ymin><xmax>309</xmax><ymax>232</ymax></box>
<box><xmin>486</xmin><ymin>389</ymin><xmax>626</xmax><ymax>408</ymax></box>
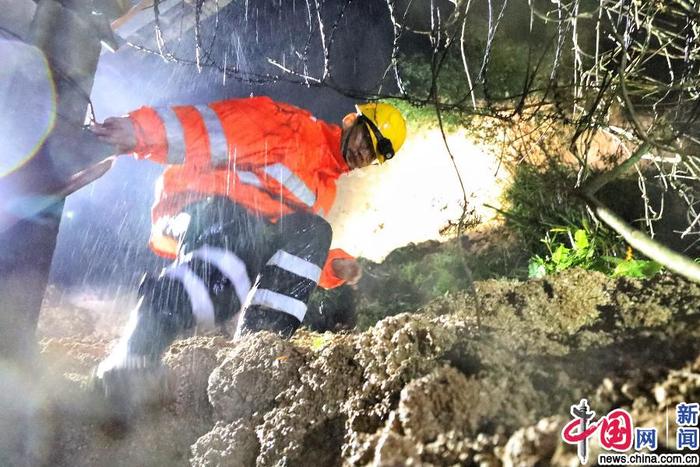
<box><xmin>164</xmin><ymin>336</ymin><xmax>236</xmax><ymax>419</ymax></box>
<box><xmin>37</xmin><ymin>286</ymin><xmax>135</xmax><ymax>356</ymax></box>
<box><xmin>38</xmin><ymin>286</ymin><xmax>97</xmax><ymax>339</ymax></box>
<box><xmin>208</xmin><ymin>333</ymin><xmax>307</xmax><ymax>423</ymax></box>
<box><xmin>34</xmin><ymin>269</ymin><xmax>700</xmax><ymax>466</ymax></box>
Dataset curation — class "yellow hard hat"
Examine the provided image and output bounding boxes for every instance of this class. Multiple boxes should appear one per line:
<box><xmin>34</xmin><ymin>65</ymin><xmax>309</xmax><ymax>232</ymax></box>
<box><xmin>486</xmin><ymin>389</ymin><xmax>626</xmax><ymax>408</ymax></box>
<box><xmin>356</xmin><ymin>102</ymin><xmax>407</xmax><ymax>163</ymax></box>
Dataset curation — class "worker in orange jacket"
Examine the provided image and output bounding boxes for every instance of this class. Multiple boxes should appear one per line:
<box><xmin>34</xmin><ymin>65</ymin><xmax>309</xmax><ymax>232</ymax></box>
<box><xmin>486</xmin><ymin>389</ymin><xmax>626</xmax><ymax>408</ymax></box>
<box><xmin>90</xmin><ymin>96</ymin><xmax>407</xmax><ymax>382</ymax></box>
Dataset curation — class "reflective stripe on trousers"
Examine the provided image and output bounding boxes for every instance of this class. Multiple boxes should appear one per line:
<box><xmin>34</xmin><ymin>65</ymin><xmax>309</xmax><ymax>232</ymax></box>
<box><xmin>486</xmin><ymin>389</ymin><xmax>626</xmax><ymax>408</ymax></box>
<box><xmin>170</xmin><ymin>245</ymin><xmax>325</xmax><ymax>327</ymax></box>
<box><xmin>163</xmin><ymin>264</ymin><xmax>216</xmax><ymax>328</ymax></box>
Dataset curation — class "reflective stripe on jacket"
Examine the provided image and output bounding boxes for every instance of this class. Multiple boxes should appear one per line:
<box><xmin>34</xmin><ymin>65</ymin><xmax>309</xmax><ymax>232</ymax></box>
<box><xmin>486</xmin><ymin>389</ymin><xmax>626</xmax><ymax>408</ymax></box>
<box><xmin>128</xmin><ymin>96</ymin><xmax>352</xmax><ymax>288</ymax></box>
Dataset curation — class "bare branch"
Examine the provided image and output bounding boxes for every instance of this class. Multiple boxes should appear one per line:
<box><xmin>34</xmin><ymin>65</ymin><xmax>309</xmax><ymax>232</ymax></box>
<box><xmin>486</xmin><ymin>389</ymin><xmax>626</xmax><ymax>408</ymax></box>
<box><xmin>584</xmin><ymin>194</ymin><xmax>700</xmax><ymax>283</ymax></box>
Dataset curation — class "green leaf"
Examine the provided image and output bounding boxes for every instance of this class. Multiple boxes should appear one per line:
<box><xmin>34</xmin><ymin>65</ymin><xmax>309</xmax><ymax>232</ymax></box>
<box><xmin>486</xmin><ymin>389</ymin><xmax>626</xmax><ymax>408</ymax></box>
<box><xmin>613</xmin><ymin>260</ymin><xmax>663</xmax><ymax>278</ymax></box>
<box><xmin>551</xmin><ymin>244</ymin><xmax>570</xmax><ymax>265</ymax></box>
<box><xmin>574</xmin><ymin>229</ymin><xmax>589</xmax><ymax>250</ymax></box>
<box><xmin>528</xmin><ymin>259</ymin><xmax>547</xmax><ymax>279</ymax></box>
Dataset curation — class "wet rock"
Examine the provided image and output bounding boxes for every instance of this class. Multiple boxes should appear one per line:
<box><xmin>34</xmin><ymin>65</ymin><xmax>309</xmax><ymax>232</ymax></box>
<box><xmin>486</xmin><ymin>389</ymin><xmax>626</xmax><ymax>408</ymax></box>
<box><xmin>397</xmin><ymin>366</ymin><xmax>483</xmax><ymax>442</ymax></box>
<box><xmin>594</xmin><ymin>377</ymin><xmax>626</xmax><ymax>408</ymax></box>
<box><xmin>620</xmin><ymin>381</ymin><xmax>643</xmax><ymax>400</ymax></box>
<box><xmin>474</xmin><ymin>452</ymin><xmax>499</xmax><ymax>467</ymax></box>
<box><xmin>344</xmin><ymin>313</ymin><xmax>469</xmax><ymax>463</ymax></box>
<box><xmin>550</xmin><ymin>446</ymin><xmax>582</xmax><ymax>467</ymax></box>
<box><xmin>163</xmin><ymin>336</ymin><xmax>234</xmax><ymax>418</ymax></box>
<box><xmin>489</xmin><ymin>268</ymin><xmax>610</xmax><ymax>335</ymax></box>
<box><xmin>256</xmin><ymin>338</ymin><xmax>361</xmax><ymax>466</ymax></box>
<box><xmin>257</xmin><ymin>409</ymin><xmax>346</xmax><ymax>466</ymax></box>
<box><xmin>353</xmin><ymin>366</ymin><xmax>488</xmax><ymax>466</ymax></box>
<box><xmin>372</xmin><ymin>430</ymin><xmax>422</xmax><ymax>466</ymax></box>
<box><xmin>652</xmin><ymin>365</ymin><xmax>700</xmax><ymax>409</ymax></box>
<box><xmin>354</xmin><ymin>312</ymin><xmax>462</xmax><ymax>396</ymax></box>
<box><xmin>208</xmin><ymin>332</ymin><xmax>307</xmax><ymax>423</ymax></box>
<box><xmin>190</xmin><ymin>420</ymin><xmax>259</xmax><ymax>467</ymax></box>
<box><xmin>639</xmin><ymin>359</ymin><xmax>700</xmax><ymax>450</ymax></box>
<box><xmin>501</xmin><ymin>416</ymin><xmax>563</xmax><ymax>467</ymax></box>
<box><xmin>423</xmin><ymin>431</ymin><xmax>476</xmax><ymax>465</ymax></box>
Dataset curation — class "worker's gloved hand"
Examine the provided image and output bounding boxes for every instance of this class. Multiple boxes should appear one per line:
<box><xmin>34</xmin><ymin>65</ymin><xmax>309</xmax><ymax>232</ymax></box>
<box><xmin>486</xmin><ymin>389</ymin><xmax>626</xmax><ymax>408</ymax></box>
<box><xmin>90</xmin><ymin>116</ymin><xmax>136</xmax><ymax>154</ymax></box>
<box><xmin>331</xmin><ymin>257</ymin><xmax>362</xmax><ymax>286</ymax></box>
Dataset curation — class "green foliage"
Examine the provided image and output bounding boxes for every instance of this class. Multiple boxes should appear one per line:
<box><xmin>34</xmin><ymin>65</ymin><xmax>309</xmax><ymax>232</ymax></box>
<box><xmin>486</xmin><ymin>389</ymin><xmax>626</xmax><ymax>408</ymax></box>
<box><xmin>501</xmin><ymin>163</ymin><xmax>611</xmax><ymax>255</ymax></box>
<box><xmin>504</xmin><ymin>162</ymin><xmax>662</xmax><ymax>279</ymax></box>
<box><xmin>386</xmin><ymin>98</ymin><xmax>463</xmax><ymax>132</ymax></box>
<box><xmin>528</xmin><ymin>228</ymin><xmax>663</xmax><ymax>279</ymax></box>
<box><xmin>398</xmin><ymin>46</ymin><xmax>531</xmax><ymax>110</ymax></box>
<box><xmin>395</xmin><ymin>244</ymin><xmax>469</xmax><ymax>296</ymax></box>
<box><xmin>353</xmin><ymin>243</ymin><xmax>470</xmax><ymax>330</ymax></box>
<box><xmin>396</xmin><ymin>1</ymin><xmax>571</xmax><ymax>112</ymax></box>
<box><xmin>608</xmin><ymin>257</ymin><xmax>664</xmax><ymax>279</ymax></box>
<box><xmin>528</xmin><ymin>228</ymin><xmax>594</xmax><ymax>277</ymax></box>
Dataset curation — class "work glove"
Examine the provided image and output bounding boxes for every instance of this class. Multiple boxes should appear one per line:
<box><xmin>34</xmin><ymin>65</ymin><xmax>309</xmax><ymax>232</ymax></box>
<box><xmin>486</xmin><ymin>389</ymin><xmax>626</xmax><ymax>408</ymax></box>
<box><xmin>331</xmin><ymin>257</ymin><xmax>362</xmax><ymax>287</ymax></box>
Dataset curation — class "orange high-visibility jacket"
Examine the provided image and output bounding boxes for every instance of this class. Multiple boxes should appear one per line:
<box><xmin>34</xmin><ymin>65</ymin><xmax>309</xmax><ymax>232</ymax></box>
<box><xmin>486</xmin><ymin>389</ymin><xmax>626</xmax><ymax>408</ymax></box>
<box><xmin>128</xmin><ymin>96</ymin><xmax>353</xmax><ymax>288</ymax></box>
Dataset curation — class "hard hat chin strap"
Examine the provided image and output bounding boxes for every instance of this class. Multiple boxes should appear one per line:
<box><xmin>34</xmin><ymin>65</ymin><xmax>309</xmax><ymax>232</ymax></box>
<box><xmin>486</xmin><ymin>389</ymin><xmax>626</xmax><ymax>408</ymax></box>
<box><xmin>357</xmin><ymin>115</ymin><xmax>395</xmax><ymax>160</ymax></box>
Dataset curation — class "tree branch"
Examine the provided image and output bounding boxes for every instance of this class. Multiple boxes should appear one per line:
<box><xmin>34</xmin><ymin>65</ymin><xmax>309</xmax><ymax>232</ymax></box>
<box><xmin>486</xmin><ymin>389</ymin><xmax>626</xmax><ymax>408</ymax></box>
<box><xmin>580</xmin><ymin>142</ymin><xmax>651</xmax><ymax>195</ymax></box>
<box><xmin>582</xmin><ymin>194</ymin><xmax>700</xmax><ymax>283</ymax></box>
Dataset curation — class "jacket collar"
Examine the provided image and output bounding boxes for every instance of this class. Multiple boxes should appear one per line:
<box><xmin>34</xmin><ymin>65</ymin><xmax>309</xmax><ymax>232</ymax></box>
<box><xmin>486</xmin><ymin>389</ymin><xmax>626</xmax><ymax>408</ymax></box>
<box><xmin>323</xmin><ymin>123</ymin><xmax>351</xmax><ymax>175</ymax></box>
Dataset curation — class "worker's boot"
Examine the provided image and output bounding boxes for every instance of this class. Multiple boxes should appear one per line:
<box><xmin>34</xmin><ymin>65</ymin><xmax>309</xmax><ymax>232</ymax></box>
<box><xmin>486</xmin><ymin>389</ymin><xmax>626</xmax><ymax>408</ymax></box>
<box><xmin>92</xmin><ymin>275</ymin><xmax>193</xmax><ymax>429</ymax></box>
<box><xmin>236</xmin><ymin>304</ymin><xmax>301</xmax><ymax>339</ymax></box>
<box><xmin>91</xmin><ymin>363</ymin><xmax>172</xmax><ymax>437</ymax></box>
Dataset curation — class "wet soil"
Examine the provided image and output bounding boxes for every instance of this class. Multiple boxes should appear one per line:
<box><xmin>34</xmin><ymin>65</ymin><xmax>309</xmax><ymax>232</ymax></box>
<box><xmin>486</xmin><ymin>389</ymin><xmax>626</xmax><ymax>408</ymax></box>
<box><xmin>12</xmin><ymin>246</ymin><xmax>700</xmax><ymax>466</ymax></box>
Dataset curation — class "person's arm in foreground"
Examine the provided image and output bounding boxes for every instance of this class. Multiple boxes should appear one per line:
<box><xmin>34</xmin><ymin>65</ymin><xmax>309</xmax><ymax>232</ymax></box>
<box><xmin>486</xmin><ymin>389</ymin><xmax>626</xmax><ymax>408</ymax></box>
<box><xmin>91</xmin><ymin>104</ymin><xmax>228</xmax><ymax>166</ymax></box>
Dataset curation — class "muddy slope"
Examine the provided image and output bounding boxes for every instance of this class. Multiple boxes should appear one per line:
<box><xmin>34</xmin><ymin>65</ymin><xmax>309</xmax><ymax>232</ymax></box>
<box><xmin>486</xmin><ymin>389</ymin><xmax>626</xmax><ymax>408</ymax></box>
<box><xmin>33</xmin><ymin>267</ymin><xmax>700</xmax><ymax>467</ymax></box>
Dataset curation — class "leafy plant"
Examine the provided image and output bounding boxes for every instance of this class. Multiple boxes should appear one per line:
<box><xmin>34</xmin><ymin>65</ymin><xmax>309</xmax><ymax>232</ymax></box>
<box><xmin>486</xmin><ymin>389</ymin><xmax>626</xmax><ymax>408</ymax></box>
<box><xmin>528</xmin><ymin>228</ymin><xmax>663</xmax><ymax>279</ymax></box>
<box><xmin>502</xmin><ymin>162</ymin><xmax>623</xmax><ymax>269</ymax></box>
<box><xmin>528</xmin><ymin>229</ymin><xmax>594</xmax><ymax>278</ymax></box>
